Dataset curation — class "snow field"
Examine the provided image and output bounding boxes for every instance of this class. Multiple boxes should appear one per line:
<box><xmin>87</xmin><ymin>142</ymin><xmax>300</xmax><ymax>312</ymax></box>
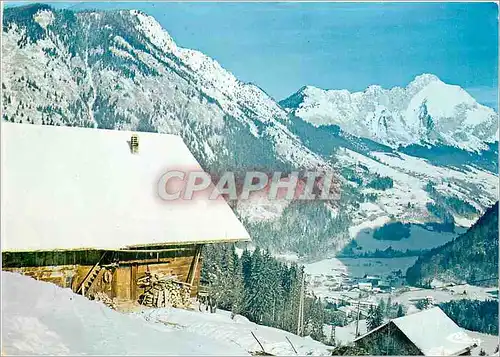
<box><xmin>2</xmin><ymin>272</ymin><xmax>332</xmax><ymax>356</ymax></box>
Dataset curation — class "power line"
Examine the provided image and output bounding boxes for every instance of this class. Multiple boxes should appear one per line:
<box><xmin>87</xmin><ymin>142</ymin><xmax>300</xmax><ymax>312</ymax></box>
<box><xmin>297</xmin><ymin>272</ymin><xmax>305</xmax><ymax>336</ymax></box>
<box><xmin>400</xmin><ymin>276</ymin><xmax>499</xmax><ymax>295</ymax></box>
<box><xmin>355</xmin><ymin>293</ymin><xmax>361</xmax><ymax>337</ymax></box>
<box><xmin>326</xmin><ymin>275</ymin><xmax>498</xmax><ymax>323</ymax></box>
<box><xmin>334</xmin><ymin>276</ymin><xmax>498</xmax><ymax>326</ymax></box>
<box><xmin>339</xmin><ymin>275</ymin><xmax>496</xmax><ymax>302</ymax></box>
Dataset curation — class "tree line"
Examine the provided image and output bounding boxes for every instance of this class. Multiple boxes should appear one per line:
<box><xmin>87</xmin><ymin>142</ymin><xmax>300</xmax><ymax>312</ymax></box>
<box><xmin>201</xmin><ymin>244</ymin><xmax>326</xmax><ymax>341</ymax></box>
<box><xmin>406</xmin><ymin>202</ymin><xmax>498</xmax><ymax>287</ymax></box>
<box><xmin>439</xmin><ymin>299</ymin><xmax>498</xmax><ymax>335</ymax></box>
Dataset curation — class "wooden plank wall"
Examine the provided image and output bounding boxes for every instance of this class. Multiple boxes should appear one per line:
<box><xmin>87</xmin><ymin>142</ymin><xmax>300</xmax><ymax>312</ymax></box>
<box><xmin>2</xmin><ymin>244</ymin><xmax>204</xmax><ymax>302</ymax></box>
<box><xmin>118</xmin><ymin>254</ymin><xmax>203</xmax><ymax>300</ymax></box>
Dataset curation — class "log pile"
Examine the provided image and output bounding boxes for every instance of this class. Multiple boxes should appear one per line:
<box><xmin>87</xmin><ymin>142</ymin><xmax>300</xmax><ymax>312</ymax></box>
<box><xmin>92</xmin><ymin>291</ymin><xmax>117</xmax><ymax>310</ymax></box>
<box><xmin>137</xmin><ymin>272</ymin><xmax>191</xmax><ymax>308</ymax></box>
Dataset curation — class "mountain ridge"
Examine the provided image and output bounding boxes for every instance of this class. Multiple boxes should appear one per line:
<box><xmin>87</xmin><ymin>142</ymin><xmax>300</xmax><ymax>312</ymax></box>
<box><xmin>281</xmin><ymin>74</ymin><xmax>498</xmax><ymax>152</ymax></box>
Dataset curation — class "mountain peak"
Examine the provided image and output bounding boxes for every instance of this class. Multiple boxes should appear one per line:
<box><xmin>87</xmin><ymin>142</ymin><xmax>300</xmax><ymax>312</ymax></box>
<box><xmin>294</xmin><ymin>85</ymin><xmax>321</xmax><ymax>97</ymax></box>
<box><xmin>411</xmin><ymin>73</ymin><xmax>441</xmax><ymax>85</ymax></box>
<box><xmin>282</xmin><ymin>74</ymin><xmax>497</xmax><ymax>151</ymax></box>
<box><xmin>280</xmin><ymin>85</ymin><xmax>312</xmax><ymax>109</ymax></box>
<box><xmin>131</xmin><ymin>9</ymin><xmax>178</xmax><ymax>53</ymax></box>
<box><xmin>407</xmin><ymin>73</ymin><xmax>443</xmax><ymax>93</ymax></box>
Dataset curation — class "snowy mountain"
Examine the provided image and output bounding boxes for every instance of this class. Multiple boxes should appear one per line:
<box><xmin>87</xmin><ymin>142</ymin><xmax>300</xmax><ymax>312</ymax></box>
<box><xmin>281</xmin><ymin>74</ymin><xmax>498</xmax><ymax>152</ymax></box>
<box><xmin>2</xmin><ymin>5</ymin><xmax>323</xmax><ymax>170</ymax></box>
<box><xmin>2</xmin><ymin>4</ymin><xmax>498</xmax><ymax>257</ymax></box>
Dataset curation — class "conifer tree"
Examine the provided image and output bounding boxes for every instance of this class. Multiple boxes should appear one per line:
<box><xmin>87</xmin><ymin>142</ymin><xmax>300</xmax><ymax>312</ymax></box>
<box><xmin>201</xmin><ymin>244</ymin><xmax>328</xmax><ymax>340</ymax></box>
<box><xmin>367</xmin><ymin>304</ymin><xmax>384</xmax><ymax>331</ymax></box>
<box><xmin>396</xmin><ymin>304</ymin><xmax>404</xmax><ymax>318</ymax></box>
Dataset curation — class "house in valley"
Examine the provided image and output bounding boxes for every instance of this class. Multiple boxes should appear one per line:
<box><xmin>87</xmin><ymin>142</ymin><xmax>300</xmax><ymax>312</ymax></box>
<box><xmin>1</xmin><ymin>122</ymin><xmax>250</xmax><ymax>303</ymax></box>
<box><xmin>354</xmin><ymin>307</ymin><xmax>477</xmax><ymax>355</ymax></box>
<box><xmin>357</xmin><ymin>280</ymin><xmax>373</xmax><ymax>291</ymax></box>
<box><xmin>337</xmin><ymin>305</ymin><xmax>355</xmax><ymax>320</ymax></box>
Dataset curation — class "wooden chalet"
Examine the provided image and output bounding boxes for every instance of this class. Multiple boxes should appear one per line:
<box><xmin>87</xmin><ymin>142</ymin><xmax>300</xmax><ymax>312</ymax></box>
<box><xmin>1</xmin><ymin>122</ymin><xmax>250</xmax><ymax>303</ymax></box>
<box><xmin>354</xmin><ymin>307</ymin><xmax>477</xmax><ymax>356</ymax></box>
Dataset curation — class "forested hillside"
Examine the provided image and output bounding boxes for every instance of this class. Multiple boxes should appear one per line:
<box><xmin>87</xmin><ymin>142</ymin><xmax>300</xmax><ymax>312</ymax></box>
<box><xmin>406</xmin><ymin>202</ymin><xmax>499</xmax><ymax>286</ymax></box>
<box><xmin>439</xmin><ymin>299</ymin><xmax>498</xmax><ymax>335</ymax></box>
<box><xmin>201</xmin><ymin>244</ymin><xmax>326</xmax><ymax>341</ymax></box>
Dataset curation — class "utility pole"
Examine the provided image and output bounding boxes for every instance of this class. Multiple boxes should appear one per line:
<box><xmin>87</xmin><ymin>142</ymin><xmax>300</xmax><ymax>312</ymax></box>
<box><xmin>296</xmin><ymin>279</ymin><xmax>301</xmax><ymax>336</ymax></box>
<box><xmin>297</xmin><ymin>272</ymin><xmax>305</xmax><ymax>336</ymax></box>
<box><xmin>330</xmin><ymin>325</ymin><xmax>336</xmax><ymax>346</ymax></box>
<box><xmin>355</xmin><ymin>293</ymin><xmax>361</xmax><ymax>337</ymax></box>
<box><xmin>272</xmin><ymin>296</ymin><xmax>276</xmax><ymax>324</ymax></box>
<box><xmin>300</xmin><ymin>278</ymin><xmax>304</xmax><ymax>336</ymax></box>
<box><xmin>1</xmin><ymin>1</ymin><xmax>3</xmax><ymax>36</ymax></box>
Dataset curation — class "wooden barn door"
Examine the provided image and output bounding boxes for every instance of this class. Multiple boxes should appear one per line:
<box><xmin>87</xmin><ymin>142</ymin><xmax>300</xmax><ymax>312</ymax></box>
<box><xmin>186</xmin><ymin>244</ymin><xmax>203</xmax><ymax>295</ymax></box>
<box><xmin>130</xmin><ymin>263</ymin><xmax>138</xmax><ymax>301</ymax></box>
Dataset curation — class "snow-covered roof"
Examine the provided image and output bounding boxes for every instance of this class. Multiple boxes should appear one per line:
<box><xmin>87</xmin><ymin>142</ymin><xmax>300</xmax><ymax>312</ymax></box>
<box><xmin>1</xmin><ymin>123</ymin><xmax>250</xmax><ymax>252</ymax></box>
<box><xmin>355</xmin><ymin>307</ymin><xmax>477</xmax><ymax>356</ymax></box>
<box><xmin>392</xmin><ymin>307</ymin><xmax>477</xmax><ymax>356</ymax></box>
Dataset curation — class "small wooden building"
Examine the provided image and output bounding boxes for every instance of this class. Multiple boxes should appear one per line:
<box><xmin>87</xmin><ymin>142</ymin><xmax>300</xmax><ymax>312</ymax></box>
<box><xmin>354</xmin><ymin>307</ymin><xmax>477</xmax><ymax>356</ymax></box>
<box><xmin>1</xmin><ymin>122</ymin><xmax>250</xmax><ymax>303</ymax></box>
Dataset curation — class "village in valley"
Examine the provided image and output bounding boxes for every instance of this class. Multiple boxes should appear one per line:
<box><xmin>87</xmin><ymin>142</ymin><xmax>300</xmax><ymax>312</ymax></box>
<box><xmin>302</xmin><ymin>256</ymin><xmax>499</xmax><ymax>353</ymax></box>
<box><xmin>305</xmin><ymin>257</ymin><xmax>498</xmax><ymax>314</ymax></box>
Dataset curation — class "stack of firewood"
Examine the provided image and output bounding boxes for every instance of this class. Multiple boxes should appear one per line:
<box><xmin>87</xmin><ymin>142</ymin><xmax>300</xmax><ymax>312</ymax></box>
<box><xmin>92</xmin><ymin>291</ymin><xmax>117</xmax><ymax>310</ymax></box>
<box><xmin>137</xmin><ymin>272</ymin><xmax>191</xmax><ymax>308</ymax></box>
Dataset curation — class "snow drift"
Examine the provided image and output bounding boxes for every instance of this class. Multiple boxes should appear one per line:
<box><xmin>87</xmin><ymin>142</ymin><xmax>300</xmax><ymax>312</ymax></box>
<box><xmin>1</xmin><ymin>272</ymin><xmax>331</xmax><ymax>356</ymax></box>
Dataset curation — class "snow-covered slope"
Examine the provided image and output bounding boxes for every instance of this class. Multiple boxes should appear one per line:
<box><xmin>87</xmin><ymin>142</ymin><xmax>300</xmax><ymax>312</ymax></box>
<box><xmin>338</xmin><ymin>148</ymin><xmax>498</xmax><ymax>228</ymax></box>
<box><xmin>1</xmin><ymin>271</ymin><xmax>247</xmax><ymax>355</ymax></box>
<box><xmin>286</xmin><ymin>111</ymin><xmax>497</xmax><ymax>253</ymax></box>
<box><xmin>2</xmin><ymin>271</ymin><xmax>331</xmax><ymax>356</ymax></box>
<box><xmin>136</xmin><ymin>308</ymin><xmax>331</xmax><ymax>356</ymax></box>
<box><xmin>281</xmin><ymin>74</ymin><xmax>498</xmax><ymax>152</ymax></box>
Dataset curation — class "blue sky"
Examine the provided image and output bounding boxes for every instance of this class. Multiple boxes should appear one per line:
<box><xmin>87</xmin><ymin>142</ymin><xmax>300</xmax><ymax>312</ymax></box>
<box><xmin>8</xmin><ymin>2</ymin><xmax>499</xmax><ymax>109</ymax></box>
